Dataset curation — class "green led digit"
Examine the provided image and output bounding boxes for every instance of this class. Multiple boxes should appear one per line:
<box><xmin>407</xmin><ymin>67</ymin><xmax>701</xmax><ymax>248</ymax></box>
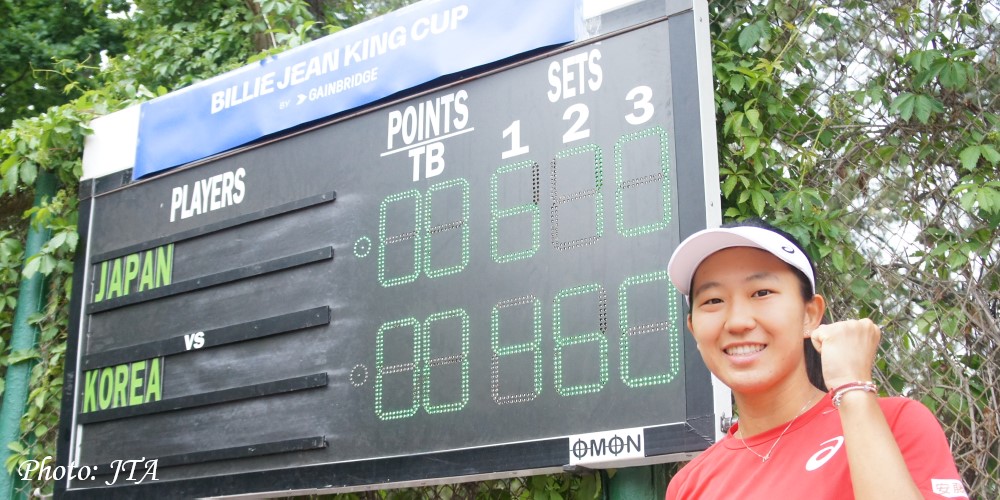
<box><xmin>615</xmin><ymin>126</ymin><xmax>671</xmax><ymax>237</ymax></box>
<box><xmin>490</xmin><ymin>161</ymin><xmax>541</xmax><ymax>263</ymax></box>
<box><xmin>553</xmin><ymin>283</ymin><xmax>608</xmax><ymax>396</ymax></box>
<box><xmin>424</xmin><ymin>178</ymin><xmax>470</xmax><ymax>278</ymax></box>
<box><xmin>490</xmin><ymin>295</ymin><xmax>543</xmax><ymax>405</ymax></box>
<box><xmin>619</xmin><ymin>271</ymin><xmax>681</xmax><ymax>387</ymax></box>
<box><xmin>422</xmin><ymin>309</ymin><xmax>470</xmax><ymax>413</ymax></box>
<box><xmin>378</xmin><ymin>190</ymin><xmax>422</xmax><ymax>287</ymax></box>
<box><xmin>375</xmin><ymin>317</ymin><xmax>421</xmax><ymax>420</ymax></box>
<box><xmin>550</xmin><ymin>144</ymin><xmax>604</xmax><ymax>250</ymax></box>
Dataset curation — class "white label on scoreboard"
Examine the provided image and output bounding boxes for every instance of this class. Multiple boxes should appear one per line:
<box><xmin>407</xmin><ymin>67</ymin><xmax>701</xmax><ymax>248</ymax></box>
<box><xmin>568</xmin><ymin>427</ymin><xmax>646</xmax><ymax>466</ymax></box>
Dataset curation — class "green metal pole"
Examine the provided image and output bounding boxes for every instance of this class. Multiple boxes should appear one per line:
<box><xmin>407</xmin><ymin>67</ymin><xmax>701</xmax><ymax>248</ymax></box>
<box><xmin>0</xmin><ymin>170</ymin><xmax>57</xmax><ymax>499</ymax></box>
<box><xmin>608</xmin><ymin>465</ymin><xmax>668</xmax><ymax>500</ymax></box>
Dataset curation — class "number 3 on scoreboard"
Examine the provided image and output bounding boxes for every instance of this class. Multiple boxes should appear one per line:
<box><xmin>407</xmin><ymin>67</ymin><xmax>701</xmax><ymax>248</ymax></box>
<box><xmin>625</xmin><ymin>85</ymin><xmax>654</xmax><ymax>126</ymax></box>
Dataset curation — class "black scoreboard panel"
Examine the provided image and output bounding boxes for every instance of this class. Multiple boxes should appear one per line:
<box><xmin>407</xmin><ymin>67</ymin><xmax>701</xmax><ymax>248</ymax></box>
<box><xmin>60</xmin><ymin>8</ymin><xmax>718</xmax><ymax>498</ymax></box>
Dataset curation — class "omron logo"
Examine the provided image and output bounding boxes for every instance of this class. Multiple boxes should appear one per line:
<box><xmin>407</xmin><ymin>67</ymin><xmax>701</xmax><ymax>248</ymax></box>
<box><xmin>568</xmin><ymin>428</ymin><xmax>646</xmax><ymax>466</ymax></box>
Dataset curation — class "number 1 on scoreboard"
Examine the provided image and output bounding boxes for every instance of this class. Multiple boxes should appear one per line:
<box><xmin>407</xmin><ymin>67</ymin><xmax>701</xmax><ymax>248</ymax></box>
<box><xmin>501</xmin><ymin>120</ymin><xmax>530</xmax><ymax>159</ymax></box>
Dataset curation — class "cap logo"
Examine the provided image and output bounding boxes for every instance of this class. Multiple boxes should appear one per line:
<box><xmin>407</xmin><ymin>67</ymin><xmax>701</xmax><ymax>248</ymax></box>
<box><xmin>781</xmin><ymin>246</ymin><xmax>796</xmax><ymax>254</ymax></box>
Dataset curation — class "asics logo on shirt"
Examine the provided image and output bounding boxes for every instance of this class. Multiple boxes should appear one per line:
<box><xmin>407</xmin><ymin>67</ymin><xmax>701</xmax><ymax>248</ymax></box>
<box><xmin>806</xmin><ymin>436</ymin><xmax>844</xmax><ymax>471</ymax></box>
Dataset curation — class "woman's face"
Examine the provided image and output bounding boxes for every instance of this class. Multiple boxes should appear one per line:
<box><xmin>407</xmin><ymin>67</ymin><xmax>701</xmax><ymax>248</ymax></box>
<box><xmin>686</xmin><ymin>246</ymin><xmax>822</xmax><ymax>396</ymax></box>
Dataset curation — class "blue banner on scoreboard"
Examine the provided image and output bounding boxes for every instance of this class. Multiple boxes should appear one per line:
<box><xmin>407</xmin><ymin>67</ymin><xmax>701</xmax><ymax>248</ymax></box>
<box><xmin>133</xmin><ymin>0</ymin><xmax>579</xmax><ymax>180</ymax></box>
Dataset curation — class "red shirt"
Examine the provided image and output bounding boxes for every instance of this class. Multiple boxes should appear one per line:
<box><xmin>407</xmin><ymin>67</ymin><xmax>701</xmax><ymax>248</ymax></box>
<box><xmin>666</xmin><ymin>395</ymin><xmax>968</xmax><ymax>499</ymax></box>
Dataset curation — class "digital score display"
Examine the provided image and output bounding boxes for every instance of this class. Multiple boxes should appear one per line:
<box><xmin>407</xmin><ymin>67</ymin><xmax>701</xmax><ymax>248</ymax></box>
<box><xmin>58</xmin><ymin>5</ymin><xmax>721</xmax><ymax>498</ymax></box>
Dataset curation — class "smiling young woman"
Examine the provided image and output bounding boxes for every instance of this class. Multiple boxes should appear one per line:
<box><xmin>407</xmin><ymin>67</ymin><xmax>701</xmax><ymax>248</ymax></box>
<box><xmin>664</xmin><ymin>219</ymin><xmax>968</xmax><ymax>500</ymax></box>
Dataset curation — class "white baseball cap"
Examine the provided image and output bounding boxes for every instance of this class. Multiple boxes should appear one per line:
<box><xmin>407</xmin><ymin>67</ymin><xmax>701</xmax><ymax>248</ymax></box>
<box><xmin>667</xmin><ymin>226</ymin><xmax>816</xmax><ymax>296</ymax></box>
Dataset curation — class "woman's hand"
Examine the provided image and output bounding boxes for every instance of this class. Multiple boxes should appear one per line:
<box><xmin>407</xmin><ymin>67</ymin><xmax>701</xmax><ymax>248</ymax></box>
<box><xmin>809</xmin><ymin>318</ymin><xmax>881</xmax><ymax>388</ymax></box>
<box><xmin>811</xmin><ymin>319</ymin><xmax>929</xmax><ymax>500</ymax></box>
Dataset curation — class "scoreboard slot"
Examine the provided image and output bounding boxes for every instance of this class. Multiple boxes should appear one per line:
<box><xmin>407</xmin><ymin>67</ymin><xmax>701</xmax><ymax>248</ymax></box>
<box><xmin>88</xmin><ymin>246</ymin><xmax>333</xmax><ymax>313</ymax></box>
<box><xmin>83</xmin><ymin>435</ymin><xmax>327</xmax><ymax>478</ymax></box>
<box><xmin>81</xmin><ymin>306</ymin><xmax>331</xmax><ymax>370</ymax></box>
<box><xmin>78</xmin><ymin>372</ymin><xmax>328</xmax><ymax>424</ymax></box>
<box><xmin>90</xmin><ymin>191</ymin><xmax>337</xmax><ymax>264</ymax></box>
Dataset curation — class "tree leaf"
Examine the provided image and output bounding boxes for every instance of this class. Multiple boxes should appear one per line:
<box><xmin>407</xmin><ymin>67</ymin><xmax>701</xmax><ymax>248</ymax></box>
<box><xmin>0</xmin><ymin>154</ymin><xmax>18</xmax><ymax>175</ymax></box>
<box><xmin>722</xmin><ymin>175</ymin><xmax>739</xmax><ymax>197</ymax></box>
<box><xmin>980</xmin><ymin>144</ymin><xmax>999</xmax><ymax>164</ymax></box>
<box><xmin>751</xmin><ymin>189</ymin><xmax>766</xmax><ymax>215</ymax></box>
<box><xmin>21</xmin><ymin>254</ymin><xmax>41</xmax><ymax>277</ymax></box>
<box><xmin>743</xmin><ymin>137</ymin><xmax>760</xmax><ymax>158</ymax></box>
<box><xmin>729</xmin><ymin>74</ymin><xmax>746</xmax><ymax>93</ymax></box>
<box><xmin>959</xmin><ymin>146</ymin><xmax>981</xmax><ymax>171</ymax></box>
<box><xmin>738</xmin><ymin>22</ymin><xmax>765</xmax><ymax>52</ymax></box>
<box><xmin>7</xmin><ymin>349</ymin><xmax>40</xmax><ymax>365</ymax></box>
<box><xmin>2</xmin><ymin>163</ymin><xmax>19</xmax><ymax>192</ymax></box>
<box><xmin>913</xmin><ymin>61</ymin><xmax>944</xmax><ymax>88</ymax></box>
<box><xmin>939</xmin><ymin>60</ymin><xmax>968</xmax><ymax>90</ymax></box>
<box><xmin>889</xmin><ymin>93</ymin><xmax>915</xmax><ymax>121</ymax></box>
<box><xmin>913</xmin><ymin>94</ymin><xmax>943</xmax><ymax>124</ymax></box>
<box><xmin>47</xmin><ymin>230</ymin><xmax>68</xmax><ymax>250</ymax></box>
<box><xmin>20</xmin><ymin>161</ymin><xmax>37</xmax><ymax>186</ymax></box>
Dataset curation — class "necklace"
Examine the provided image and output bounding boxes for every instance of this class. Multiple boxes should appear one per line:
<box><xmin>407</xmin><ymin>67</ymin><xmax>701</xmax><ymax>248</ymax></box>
<box><xmin>737</xmin><ymin>395</ymin><xmax>816</xmax><ymax>463</ymax></box>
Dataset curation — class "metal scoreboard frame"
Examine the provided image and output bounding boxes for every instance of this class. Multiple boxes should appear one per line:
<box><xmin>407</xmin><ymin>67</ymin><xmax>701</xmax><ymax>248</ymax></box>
<box><xmin>56</xmin><ymin>0</ymin><xmax>727</xmax><ymax>497</ymax></box>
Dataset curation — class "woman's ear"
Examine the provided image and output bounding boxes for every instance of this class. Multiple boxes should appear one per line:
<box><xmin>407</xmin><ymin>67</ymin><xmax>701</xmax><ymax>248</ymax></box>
<box><xmin>804</xmin><ymin>293</ymin><xmax>826</xmax><ymax>334</ymax></box>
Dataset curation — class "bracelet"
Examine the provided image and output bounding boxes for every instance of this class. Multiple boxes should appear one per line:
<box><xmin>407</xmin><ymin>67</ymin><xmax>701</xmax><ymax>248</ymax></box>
<box><xmin>830</xmin><ymin>381</ymin><xmax>878</xmax><ymax>408</ymax></box>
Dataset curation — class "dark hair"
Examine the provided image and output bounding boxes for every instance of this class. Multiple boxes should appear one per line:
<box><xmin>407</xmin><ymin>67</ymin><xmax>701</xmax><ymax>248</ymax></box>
<box><xmin>697</xmin><ymin>218</ymin><xmax>827</xmax><ymax>391</ymax></box>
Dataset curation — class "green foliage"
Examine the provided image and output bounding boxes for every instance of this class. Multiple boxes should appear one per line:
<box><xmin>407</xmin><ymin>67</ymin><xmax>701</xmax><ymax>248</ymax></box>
<box><xmin>108</xmin><ymin>0</ymin><xmax>273</xmax><ymax>89</ymax></box>
<box><xmin>0</xmin><ymin>0</ymin><xmax>125</xmax><ymax>128</ymax></box>
<box><xmin>99</xmin><ymin>0</ymin><xmax>416</xmax><ymax>89</ymax></box>
<box><xmin>0</xmin><ymin>34</ymin><xmax>104</xmax><ymax>485</ymax></box>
